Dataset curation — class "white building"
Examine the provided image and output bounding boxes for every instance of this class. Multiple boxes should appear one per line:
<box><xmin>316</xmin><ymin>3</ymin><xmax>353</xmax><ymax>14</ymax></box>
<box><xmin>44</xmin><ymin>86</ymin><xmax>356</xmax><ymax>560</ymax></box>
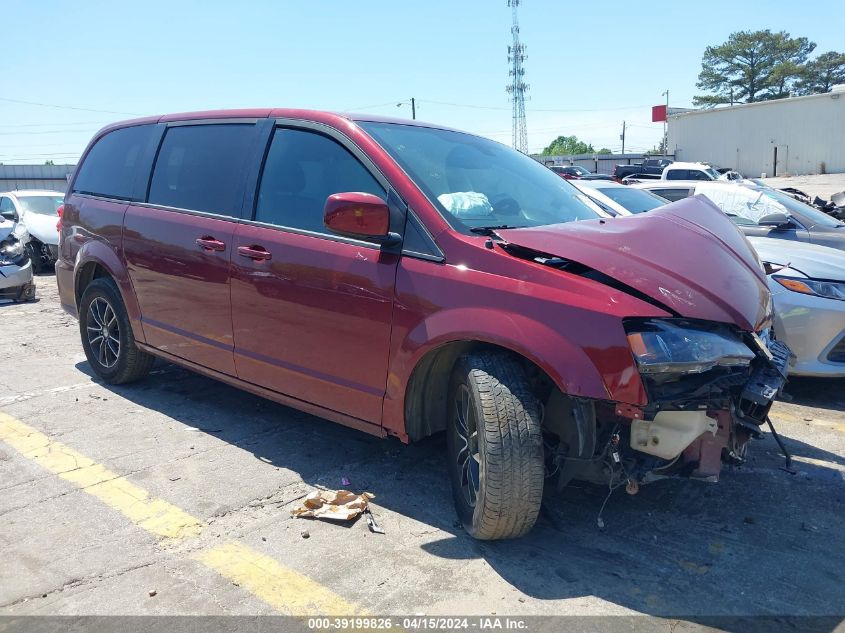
<box><xmin>667</xmin><ymin>86</ymin><xmax>845</xmax><ymax>177</ymax></box>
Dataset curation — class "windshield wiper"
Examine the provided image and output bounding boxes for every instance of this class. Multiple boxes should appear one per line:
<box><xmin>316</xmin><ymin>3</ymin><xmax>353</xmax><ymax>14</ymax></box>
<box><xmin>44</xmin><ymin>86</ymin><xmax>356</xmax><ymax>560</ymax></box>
<box><xmin>469</xmin><ymin>224</ymin><xmax>524</xmax><ymax>237</ymax></box>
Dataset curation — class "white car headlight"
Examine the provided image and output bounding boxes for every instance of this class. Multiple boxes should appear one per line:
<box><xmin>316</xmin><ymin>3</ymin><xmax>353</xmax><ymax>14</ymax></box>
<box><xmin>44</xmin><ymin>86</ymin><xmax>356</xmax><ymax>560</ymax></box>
<box><xmin>774</xmin><ymin>276</ymin><xmax>845</xmax><ymax>302</ymax></box>
<box><xmin>625</xmin><ymin>319</ymin><xmax>756</xmax><ymax>374</ymax></box>
<box><xmin>0</xmin><ymin>238</ymin><xmax>23</xmax><ymax>259</ymax></box>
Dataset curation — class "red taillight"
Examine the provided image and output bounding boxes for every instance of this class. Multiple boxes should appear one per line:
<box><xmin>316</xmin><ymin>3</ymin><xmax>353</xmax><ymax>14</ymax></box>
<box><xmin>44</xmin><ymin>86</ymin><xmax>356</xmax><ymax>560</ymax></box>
<box><xmin>56</xmin><ymin>204</ymin><xmax>64</xmax><ymax>232</ymax></box>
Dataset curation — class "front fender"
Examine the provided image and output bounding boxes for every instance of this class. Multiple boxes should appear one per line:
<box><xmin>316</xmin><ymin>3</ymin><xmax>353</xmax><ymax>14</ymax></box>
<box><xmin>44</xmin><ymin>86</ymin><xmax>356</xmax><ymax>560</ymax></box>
<box><xmin>74</xmin><ymin>239</ymin><xmax>145</xmax><ymax>343</ymax></box>
<box><xmin>404</xmin><ymin>306</ymin><xmax>608</xmax><ymax>397</ymax></box>
<box><xmin>383</xmin><ymin>305</ymin><xmax>647</xmax><ymax>440</ymax></box>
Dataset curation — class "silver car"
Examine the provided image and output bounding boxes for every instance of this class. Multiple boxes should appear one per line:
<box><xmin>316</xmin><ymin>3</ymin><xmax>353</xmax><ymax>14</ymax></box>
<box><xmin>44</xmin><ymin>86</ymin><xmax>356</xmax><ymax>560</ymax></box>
<box><xmin>749</xmin><ymin>237</ymin><xmax>845</xmax><ymax>377</ymax></box>
<box><xmin>0</xmin><ymin>214</ymin><xmax>35</xmax><ymax>302</ymax></box>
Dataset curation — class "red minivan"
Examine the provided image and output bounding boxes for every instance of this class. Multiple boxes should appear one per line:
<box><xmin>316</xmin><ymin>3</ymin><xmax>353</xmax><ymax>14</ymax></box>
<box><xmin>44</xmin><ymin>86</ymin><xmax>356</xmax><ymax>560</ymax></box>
<box><xmin>57</xmin><ymin>109</ymin><xmax>789</xmax><ymax>539</ymax></box>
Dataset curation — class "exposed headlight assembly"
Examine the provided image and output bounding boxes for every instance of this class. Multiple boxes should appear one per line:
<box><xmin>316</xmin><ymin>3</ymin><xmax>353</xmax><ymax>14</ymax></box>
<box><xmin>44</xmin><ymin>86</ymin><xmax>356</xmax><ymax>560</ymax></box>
<box><xmin>0</xmin><ymin>238</ymin><xmax>23</xmax><ymax>259</ymax></box>
<box><xmin>774</xmin><ymin>276</ymin><xmax>845</xmax><ymax>302</ymax></box>
<box><xmin>625</xmin><ymin>319</ymin><xmax>756</xmax><ymax>374</ymax></box>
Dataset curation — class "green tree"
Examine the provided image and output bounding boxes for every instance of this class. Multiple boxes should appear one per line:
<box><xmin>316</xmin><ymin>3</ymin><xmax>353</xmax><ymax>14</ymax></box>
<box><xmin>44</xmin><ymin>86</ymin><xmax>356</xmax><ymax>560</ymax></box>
<box><xmin>644</xmin><ymin>138</ymin><xmax>668</xmax><ymax>156</ymax></box>
<box><xmin>541</xmin><ymin>135</ymin><xmax>594</xmax><ymax>156</ymax></box>
<box><xmin>694</xmin><ymin>30</ymin><xmax>816</xmax><ymax>106</ymax></box>
<box><xmin>597</xmin><ymin>147</ymin><xmax>612</xmax><ymax>154</ymax></box>
<box><xmin>796</xmin><ymin>51</ymin><xmax>845</xmax><ymax>94</ymax></box>
<box><xmin>44</xmin><ymin>159</ymin><xmax>55</xmax><ymax>166</ymax></box>
<box><xmin>764</xmin><ymin>35</ymin><xmax>815</xmax><ymax>99</ymax></box>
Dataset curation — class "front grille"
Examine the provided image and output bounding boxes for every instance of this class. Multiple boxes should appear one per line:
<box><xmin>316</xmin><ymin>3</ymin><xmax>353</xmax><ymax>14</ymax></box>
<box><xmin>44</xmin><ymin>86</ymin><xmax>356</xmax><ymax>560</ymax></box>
<box><xmin>828</xmin><ymin>337</ymin><xmax>845</xmax><ymax>363</ymax></box>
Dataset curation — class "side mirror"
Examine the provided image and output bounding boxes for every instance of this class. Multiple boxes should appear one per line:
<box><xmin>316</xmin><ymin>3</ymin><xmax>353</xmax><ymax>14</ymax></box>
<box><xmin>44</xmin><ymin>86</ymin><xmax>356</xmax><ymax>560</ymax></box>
<box><xmin>758</xmin><ymin>212</ymin><xmax>792</xmax><ymax>229</ymax></box>
<box><xmin>1</xmin><ymin>210</ymin><xmax>18</xmax><ymax>222</ymax></box>
<box><xmin>324</xmin><ymin>192</ymin><xmax>400</xmax><ymax>246</ymax></box>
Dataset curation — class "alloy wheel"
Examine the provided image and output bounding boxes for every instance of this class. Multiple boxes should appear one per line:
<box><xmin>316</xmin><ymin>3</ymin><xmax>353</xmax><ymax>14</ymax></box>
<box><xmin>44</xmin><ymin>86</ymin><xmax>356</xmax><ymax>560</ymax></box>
<box><xmin>453</xmin><ymin>384</ymin><xmax>481</xmax><ymax>507</ymax></box>
<box><xmin>86</xmin><ymin>297</ymin><xmax>120</xmax><ymax>368</ymax></box>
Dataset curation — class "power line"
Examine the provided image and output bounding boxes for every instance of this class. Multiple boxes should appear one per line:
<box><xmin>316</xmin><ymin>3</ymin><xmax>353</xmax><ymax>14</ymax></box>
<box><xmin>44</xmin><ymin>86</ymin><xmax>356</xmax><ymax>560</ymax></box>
<box><xmin>0</xmin><ymin>97</ymin><xmax>140</xmax><ymax>116</ymax></box>
<box><xmin>418</xmin><ymin>98</ymin><xmax>656</xmax><ymax>114</ymax></box>
<box><xmin>0</xmin><ymin>128</ymin><xmax>101</xmax><ymax>136</ymax></box>
<box><xmin>341</xmin><ymin>101</ymin><xmax>403</xmax><ymax>112</ymax></box>
<box><xmin>0</xmin><ymin>120</ymin><xmax>111</xmax><ymax>129</ymax></box>
<box><xmin>0</xmin><ymin>151</ymin><xmax>81</xmax><ymax>158</ymax></box>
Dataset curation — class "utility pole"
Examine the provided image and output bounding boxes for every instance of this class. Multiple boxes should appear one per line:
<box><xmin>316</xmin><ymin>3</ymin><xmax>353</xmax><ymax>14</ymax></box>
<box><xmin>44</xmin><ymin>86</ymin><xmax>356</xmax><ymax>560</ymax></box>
<box><xmin>662</xmin><ymin>89</ymin><xmax>669</xmax><ymax>156</ymax></box>
<box><xmin>620</xmin><ymin>120</ymin><xmax>626</xmax><ymax>155</ymax></box>
<box><xmin>506</xmin><ymin>0</ymin><xmax>529</xmax><ymax>153</ymax></box>
<box><xmin>397</xmin><ymin>98</ymin><xmax>416</xmax><ymax>120</ymax></box>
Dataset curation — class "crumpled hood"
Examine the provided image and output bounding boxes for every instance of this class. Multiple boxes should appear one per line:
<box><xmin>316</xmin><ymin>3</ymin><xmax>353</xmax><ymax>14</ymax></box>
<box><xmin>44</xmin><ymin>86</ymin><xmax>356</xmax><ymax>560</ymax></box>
<box><xmin>498</xmin><ymin>196</ymin><xmax>772</xmax><ymax>332</ymax></box>
<box><xmin>22</xmin><ymin>212</ymin><xmax>59</xmax><ymax>245</ymax></box>
<box><xmin>748</xmin><ymin>236</ymin><xmax>845</xmax><ymax>281</ymax></box>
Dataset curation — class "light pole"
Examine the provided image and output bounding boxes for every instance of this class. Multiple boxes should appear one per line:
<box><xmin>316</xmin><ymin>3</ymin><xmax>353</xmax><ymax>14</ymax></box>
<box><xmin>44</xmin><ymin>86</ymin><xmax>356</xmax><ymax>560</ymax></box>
<box><xmin>397</xmin><ymin>98</ymin><xmax>416</xmax><ymax>120</ymax></box>
<box><xmin>662</xmin><ymin>90</ymin><xmax>669</xmax><ymax>156</ymax></box>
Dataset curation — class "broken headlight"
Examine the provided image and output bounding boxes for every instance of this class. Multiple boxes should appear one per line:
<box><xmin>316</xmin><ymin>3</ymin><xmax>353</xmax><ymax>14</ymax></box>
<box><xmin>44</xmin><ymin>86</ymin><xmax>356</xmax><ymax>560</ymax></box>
<box><xmin>0</xmin><ymin>237</ymin><xmax>23</xmax><ymax>260</ymax></box>
<box><xmin>625</xmin><ymin>319</ymin><xmax>755</xmax><ymax>375</ymax></box>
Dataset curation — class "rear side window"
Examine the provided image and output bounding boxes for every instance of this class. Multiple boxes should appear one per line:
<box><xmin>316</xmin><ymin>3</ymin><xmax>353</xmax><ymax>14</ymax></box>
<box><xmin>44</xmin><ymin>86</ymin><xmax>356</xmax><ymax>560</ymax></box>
<box><xmin>148</xmin><ymin>124</ymin><xmax>256</xmax><ymax>217</ymax></box>
<box><xmin>73</xmin><ymin>125</ymin><xmax>155</xmax><ymax>200</ymax></box>
<box><xmin>651</xmin><ymin>188</ymin><xmax>691</xmax><ymax>202</ymax></box>
<box><xmin>255</xmin><ymin>128</ymin><xmax>384</xmax><ymax>233</ymax></box>
<box><xmin>665</xmin><ymin>169</ymin><xmax>687</xmax><ymax>180</ymax></box>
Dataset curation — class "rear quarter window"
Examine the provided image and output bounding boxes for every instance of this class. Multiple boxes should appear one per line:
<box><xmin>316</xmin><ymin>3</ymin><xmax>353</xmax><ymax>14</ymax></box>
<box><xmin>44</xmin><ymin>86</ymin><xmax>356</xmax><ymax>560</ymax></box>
<box><xmin>73</xmin><ymin>125</ymin><xmax>156</xmax><ymax>200</ymax></box>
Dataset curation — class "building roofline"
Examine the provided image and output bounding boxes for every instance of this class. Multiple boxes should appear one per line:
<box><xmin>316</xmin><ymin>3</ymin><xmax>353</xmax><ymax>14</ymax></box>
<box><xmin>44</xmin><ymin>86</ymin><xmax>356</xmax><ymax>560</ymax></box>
<box><xmin>669</xmin><ymin>91</ymin><xmax>843</xmax><ymax>120</ymax></box>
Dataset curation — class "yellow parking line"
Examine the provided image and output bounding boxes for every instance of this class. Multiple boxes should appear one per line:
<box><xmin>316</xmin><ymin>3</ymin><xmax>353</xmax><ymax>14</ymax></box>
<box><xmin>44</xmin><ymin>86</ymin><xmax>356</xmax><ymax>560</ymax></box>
<box><xmin>0</xmin><ymin>411</ymin><xmax>366</xmax><ymax>616</ymax></box>
<box><xmin>0</xmin><ymin>412</ymin><xmax>203</xmax><ymax>539</ymax></box>
<box><xmin>196</xmin><ymin>541</ymin><xmax>365</xmax><ymax>616</ymax></box>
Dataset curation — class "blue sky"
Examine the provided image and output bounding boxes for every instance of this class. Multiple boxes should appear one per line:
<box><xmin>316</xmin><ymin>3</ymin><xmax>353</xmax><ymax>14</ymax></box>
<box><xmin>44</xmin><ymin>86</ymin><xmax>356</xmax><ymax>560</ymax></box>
<box><xmin>2</xmin><ymin>0</ymin><xmax>843</xmax><ymax>163</ymax></box>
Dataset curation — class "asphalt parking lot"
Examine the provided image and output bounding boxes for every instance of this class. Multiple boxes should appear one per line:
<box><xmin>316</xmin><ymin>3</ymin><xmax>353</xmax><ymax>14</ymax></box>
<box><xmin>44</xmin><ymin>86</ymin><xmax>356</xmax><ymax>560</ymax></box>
<box><xmin>1</xmin><ymin>272</ymin><xmax>844</xmax><ymax>625</ymax></box>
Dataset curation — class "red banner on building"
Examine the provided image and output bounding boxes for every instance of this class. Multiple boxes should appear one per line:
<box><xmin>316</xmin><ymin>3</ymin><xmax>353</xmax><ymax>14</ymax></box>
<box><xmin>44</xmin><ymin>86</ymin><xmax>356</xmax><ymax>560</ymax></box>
<box><xmin>652</xmin><ymin>104</ymin><xmax>667</xmax><ymax>122</ymax></box>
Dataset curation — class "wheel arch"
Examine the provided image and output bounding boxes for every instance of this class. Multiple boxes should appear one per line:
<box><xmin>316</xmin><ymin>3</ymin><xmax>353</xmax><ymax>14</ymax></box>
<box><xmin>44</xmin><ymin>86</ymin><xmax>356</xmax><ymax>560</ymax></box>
<box><xmin>396</xmin><ymin>299</ymin><xmax>615</xmax><ymax>441</ymax></box>
<box><xmin>73</xmin><ymin>242</ymin><xmax>145</xmax><ymax>343</ymax></box>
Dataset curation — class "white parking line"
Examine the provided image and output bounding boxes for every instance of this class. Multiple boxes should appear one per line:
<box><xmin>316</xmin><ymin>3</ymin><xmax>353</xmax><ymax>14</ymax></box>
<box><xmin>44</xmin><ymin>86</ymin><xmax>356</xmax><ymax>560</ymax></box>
<box><xmin>0</xmin><ymin>381</ymin><xmax>98</xmax><ymax>406</ymax></box>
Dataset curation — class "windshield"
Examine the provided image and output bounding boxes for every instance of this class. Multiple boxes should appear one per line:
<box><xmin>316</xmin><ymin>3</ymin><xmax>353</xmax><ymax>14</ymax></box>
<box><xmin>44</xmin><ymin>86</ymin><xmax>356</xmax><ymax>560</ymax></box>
<box><xmin>569</xmin><ymin>166</ymin><xmax>589</xmax><ymax>175</ymax></box>
<box><xmin>758</xmin><ymin>189</ymin><xmax>843</xmax><ymax>228</ymax></box>
<box><xmin>703</xmin><ymin>167</ymin><xmax>721</xmax><ymax>180</ymax></box>
<box><xmin>18</xmin><ymin>195</ymin><xmax>64</xmax><ymax>216</ymax></box>
<box><xmin>593</xmin><ymin>186</ymin><xmax>668</xmax><ymax>214</ymax></box>
<box><xmin>360</xmin><ymin>122</ymin><xmax>600</xmax><ymax>232</ymax></box>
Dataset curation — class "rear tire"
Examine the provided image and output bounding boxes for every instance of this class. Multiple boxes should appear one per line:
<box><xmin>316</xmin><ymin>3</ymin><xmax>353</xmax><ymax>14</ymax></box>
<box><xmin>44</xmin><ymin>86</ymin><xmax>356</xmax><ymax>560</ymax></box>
<box><xmin>79</xmin><ymin>278</ymin><xmax>154</xmax><ymax>384</ymax></box>
<box><xmin>446</xmin><ymin>352</ymin><xmax>544</xmax><ymax>540</ymax></box>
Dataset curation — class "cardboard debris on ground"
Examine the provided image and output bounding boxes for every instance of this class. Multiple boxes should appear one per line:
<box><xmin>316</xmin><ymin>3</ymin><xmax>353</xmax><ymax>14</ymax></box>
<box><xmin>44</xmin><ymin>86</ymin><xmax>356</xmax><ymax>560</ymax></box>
<box><xmin>291</xmin><ymin>490</ymin><xmax>375</xmax><ymax>521</ymax></box>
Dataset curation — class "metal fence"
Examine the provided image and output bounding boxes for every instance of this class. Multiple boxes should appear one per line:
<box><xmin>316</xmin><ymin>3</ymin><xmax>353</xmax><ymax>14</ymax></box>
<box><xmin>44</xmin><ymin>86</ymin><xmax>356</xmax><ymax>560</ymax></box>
<box><xmin>0</xmin><ymin>164</ymin><xmax>75</xmax><ymax>193</ymax></box>
<box><xmin>530</xmin><ymin>153</ymin><xmax>674</xmax><ymax>176</ymax></box>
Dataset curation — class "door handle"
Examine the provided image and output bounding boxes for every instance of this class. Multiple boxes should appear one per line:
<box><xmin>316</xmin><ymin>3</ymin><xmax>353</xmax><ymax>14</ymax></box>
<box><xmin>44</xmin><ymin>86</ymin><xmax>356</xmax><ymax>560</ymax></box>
<box><xmin>237</xmin><ymin>245</ymin><xmax>272</xmax><ymax>261</ymax></box>
<box><xmin>196</xmin><ymin>236</ymin><xmax>226</xmax><ymax>252</ymax></box>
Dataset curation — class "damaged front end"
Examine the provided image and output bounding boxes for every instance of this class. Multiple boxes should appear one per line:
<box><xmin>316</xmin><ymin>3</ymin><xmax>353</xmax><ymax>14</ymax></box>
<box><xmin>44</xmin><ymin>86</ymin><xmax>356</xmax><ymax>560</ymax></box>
<box><xmin>495</xmin><ymin>199</ymin><xmax>792</xmax><ymax>494</ymax></box>
<box><xmin>548</xmin><ymin>318</ymin><xmax>790</xmax><ymax>493</ymax></box>
<box><xmin>0</xmin><ymin>236</ymin><xmax>36</xmax><ymax>302</ymax></box>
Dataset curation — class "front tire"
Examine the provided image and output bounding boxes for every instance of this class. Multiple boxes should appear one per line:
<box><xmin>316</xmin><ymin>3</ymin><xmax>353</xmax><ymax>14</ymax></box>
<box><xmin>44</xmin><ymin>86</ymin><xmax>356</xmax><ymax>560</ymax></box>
<box><xmin>447</xmin><ymin>352</ymin><xmax>544</xmax><ymax>540</ymax></box>
<box><xmin>79</xmin><ymin>278</ymin><xmax>154</xmax><ymax>384</ymax></box>
<box><xmin>25</xmin><ymin>242</ymin><xmax>44</xmax><ymax>274</ymax></box>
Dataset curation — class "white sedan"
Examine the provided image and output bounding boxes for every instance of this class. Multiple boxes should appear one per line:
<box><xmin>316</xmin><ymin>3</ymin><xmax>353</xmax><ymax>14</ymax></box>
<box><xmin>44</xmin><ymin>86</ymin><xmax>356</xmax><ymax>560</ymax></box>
<box><xmin>748</xmin><ymin>237</ymin><xmax>845</xmax><ymax>377</ymax></box>
<box><xmin>0</xmin><ymin>189</ymin><xmax>64</xmax><ymax>273</ymax></box>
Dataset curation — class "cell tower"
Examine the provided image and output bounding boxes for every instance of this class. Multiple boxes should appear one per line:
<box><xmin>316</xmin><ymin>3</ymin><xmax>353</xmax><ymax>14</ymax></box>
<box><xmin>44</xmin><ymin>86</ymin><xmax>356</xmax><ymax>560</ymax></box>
<box><xmin>506</xmin><ymin>0</ymin><xmax>529</xmax><ymax>153</ymax></box>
